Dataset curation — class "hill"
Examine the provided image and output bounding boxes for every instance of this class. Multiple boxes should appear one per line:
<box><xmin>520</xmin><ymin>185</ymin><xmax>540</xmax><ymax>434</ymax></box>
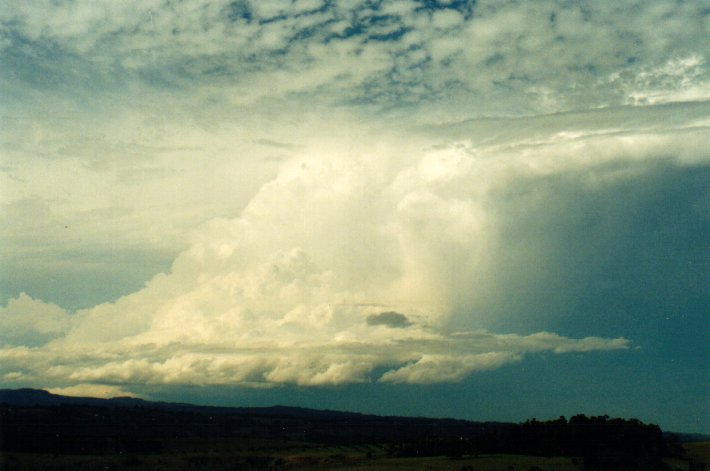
<box><xmin>0</xmin><ymin>388</ymin><xmax>700</xmax><ymax>470</ymax></box>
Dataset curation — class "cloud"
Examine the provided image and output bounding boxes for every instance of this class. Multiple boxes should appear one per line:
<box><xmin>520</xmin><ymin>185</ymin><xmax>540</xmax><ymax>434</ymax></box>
<box><xmin>2</xmin><ymin>0</ymin><xmax>708</xmax><ymax>113</ymax></box>
<box><xmin>47</xmin><ymin>383</ymin><xmax>139</xmax><ymax>399</ymax></box>
<box><xmin>379</xmin><ymin>352</ymin><xmax>522</xmax><ymax>384</ymax></box>
<box><xmin>2</xmin><ymin>2</ymin><xmax>708</xmax><ymax>312</ymax></box>
<box><xmin>0</xmin><ymin>329</ymin><xmax>629</xmax><ymax>388</ymax></box>
<box><xmin>366</xmin><ymin>311</ymin><xmax>413</xmax><ymax>328</ymax></box>
<box><xmin>14</xmin><ymin>105</ymin><xmax>706</xmax><ymax>388</ymax></box>
<box><xmin>609</xmin><ymin>54</ymin><xmax>710</xmax><ymax>105</ymax></box>
<box><xmin>0</xmin><ymin>293</ymin><xmax>70</xmax><ymax>347</ymax></box>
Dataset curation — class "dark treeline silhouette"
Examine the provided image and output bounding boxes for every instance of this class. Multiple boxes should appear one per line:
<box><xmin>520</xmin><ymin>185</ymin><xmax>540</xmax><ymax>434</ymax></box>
<box><xmin>391</xmin><ymin>414</ymin><xmax>676</xmax><ymax>470</ymax></box>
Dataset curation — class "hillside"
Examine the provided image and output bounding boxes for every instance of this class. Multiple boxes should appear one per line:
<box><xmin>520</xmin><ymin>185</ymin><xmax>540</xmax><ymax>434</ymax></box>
<box><xmin>0</xmin><ymin>389</ymin><xmax>703</xmax><ymax>470</ymax></box>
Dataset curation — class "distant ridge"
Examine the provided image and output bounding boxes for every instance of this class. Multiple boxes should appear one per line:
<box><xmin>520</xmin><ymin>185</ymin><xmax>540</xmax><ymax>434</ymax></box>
<box><xmin>0</xmin><ymin>387</ymin><xmax>498</xmax><ymax>451</ymax></box>
<box><xmin>2</xmin><ymin>387</ymin><xmax>702</xmax><ymax>470</ymax></box>
<box><xmin>0</xmin><ymin>388</ymin><xmax>148</xmax><ymax>408</ymax></box>
<box><xmin>0</xmin><ymin>388</ymin><xmax>389</xmax><ymax>421</ymax></box>
<box><xmin>1</xmin><ymin>388</ymin><xmax>707</xmax><ymax>441</ymax></box>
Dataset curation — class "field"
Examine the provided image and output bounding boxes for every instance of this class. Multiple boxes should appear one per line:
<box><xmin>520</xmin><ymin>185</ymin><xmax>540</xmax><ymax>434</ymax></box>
<box><xmin>3</xmin><ymin>438</ymin><xmax>709</xmax><ymax>470</ymax></box>
<box><xmin>0</xmin><ymin>439</ymin><xmax>584</xmax><ymax>471</ymax></box>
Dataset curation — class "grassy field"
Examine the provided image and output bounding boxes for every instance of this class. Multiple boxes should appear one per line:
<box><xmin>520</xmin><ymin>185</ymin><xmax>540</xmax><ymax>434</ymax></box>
<box><xmin>684</xmin><ymin>441</ymin><xmax>710</xmax><ymax>464</ymax></box>
<box><xmin>0</xmin><ymin>449</ymin><xmax>584</xmax><ymax>471</ymax></box>
<box><xmin>0</xmin><ymin>436</ymin><xmax>583</xmax><ymax>470</ymax></box>
<box><xmin>3</xmin><ymin>438</ymin><xmax>708</xmax><ymax>470</ymax></box>
<box><xmin>662</xmin><ymin>441</ymin><xmax>710</xmax><ymax>471</ymax></box>
<box><xmin>4</xmin><ymin>443</ymin><xmax>708</xmax><ymax>470</ymax></box>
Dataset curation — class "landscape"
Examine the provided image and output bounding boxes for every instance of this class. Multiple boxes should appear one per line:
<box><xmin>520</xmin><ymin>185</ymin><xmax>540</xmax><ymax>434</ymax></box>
<box><xmin>1</xmin><ymin>389</ymin><xmax>708</xmax><ymax>470</ymax></box>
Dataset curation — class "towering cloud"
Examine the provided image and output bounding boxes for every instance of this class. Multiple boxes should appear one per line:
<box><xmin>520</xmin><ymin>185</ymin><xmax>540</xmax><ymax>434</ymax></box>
<box><xmin>7</xmin><ymin>106</ymin><xmax>706</xmax><ymax>387</ymax></box>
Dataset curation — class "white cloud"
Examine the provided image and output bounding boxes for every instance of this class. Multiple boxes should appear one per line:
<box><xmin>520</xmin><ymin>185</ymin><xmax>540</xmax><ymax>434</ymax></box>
<box><xmin>430</xmin><ymin>9</ymin><xmax>464</xmax><ymax>30</ymax></box>
<box><xmin>0</xmin><ymin>293</ymin><xmax>70</xmax><ymax>347</ymax></box>
<box><xmin>0</xmin><ymin>327</ymin><xmax>629</xmax><ymax>388</ymax></box>
<box><xmin>379</xmin><ymin>353</ymin><xmax>522</xmax><ymax>384</ymax></box>
<box><xmin>47</xmin><ymin>383</ymin><xmax>138</xmax><ymax>399</ymax></box>
<box><xmin>3</xmin><ymin>0</ymin><xmax>707</xmax><ymax>113</ymax></box>
<box><xmin>14</xmin><ymin>106</ymin><xmax>706</xmax><ymax>387</ymax></box>
<box><xmin>610</xmin><ymin>54</ymin><xmax>710</xmax><ymax>106</ymax></box>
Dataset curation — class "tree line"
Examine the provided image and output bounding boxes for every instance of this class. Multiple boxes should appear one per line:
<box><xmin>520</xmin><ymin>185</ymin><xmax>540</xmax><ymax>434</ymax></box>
<box><xmin>390</xmin><ymin>414</ymin><xmax>677</xmax><ymax>470</ymax></box>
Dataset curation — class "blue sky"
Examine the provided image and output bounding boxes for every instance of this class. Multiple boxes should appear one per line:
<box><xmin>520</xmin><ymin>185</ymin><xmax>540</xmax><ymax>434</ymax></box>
<box><xmin>0</xmin><ymin>0</ymin><xmax>708</xmax><ymax>433</ymax></box>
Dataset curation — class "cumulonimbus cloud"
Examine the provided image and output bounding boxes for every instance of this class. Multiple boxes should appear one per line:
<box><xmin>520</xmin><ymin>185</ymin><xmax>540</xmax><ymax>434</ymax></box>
<box><xmin>12</xmin><ymin>105</ymin><xmax>709</xmax><ymax>389</ymax></box>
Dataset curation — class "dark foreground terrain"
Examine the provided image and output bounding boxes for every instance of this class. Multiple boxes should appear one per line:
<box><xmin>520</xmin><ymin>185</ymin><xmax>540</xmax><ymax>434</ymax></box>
<box><xmin>0</xmin><ymin>389</ymin><xmax>707</xmax><ymax>470</ymax></box>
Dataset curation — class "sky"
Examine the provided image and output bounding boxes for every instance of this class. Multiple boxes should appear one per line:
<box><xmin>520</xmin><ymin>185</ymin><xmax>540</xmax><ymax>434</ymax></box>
<box><xmin>0</xmin><ymin>0</ymin><xmax>708</xmax><ymax>433</ymax></box>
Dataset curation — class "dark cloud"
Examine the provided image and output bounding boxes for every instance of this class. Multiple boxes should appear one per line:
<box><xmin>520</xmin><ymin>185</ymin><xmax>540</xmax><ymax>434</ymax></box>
<box><xmin>416</xmin><ymin>0</ymin><xmax>477</xmax><ymax>19</ymax></box>
<box><xmin>366</xmin><ymin>311</ymin><xmax>413</xmax><ymax>328</ymax></box>
<box><xmin>446</xmin><ymin>159</ymin><xmax>709</xmax><ymax>348</ymax></box>
<box><xmin>225</xmin><ymin>1</ymin><xmax>253</xmax><ymax>23</ymax></box>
